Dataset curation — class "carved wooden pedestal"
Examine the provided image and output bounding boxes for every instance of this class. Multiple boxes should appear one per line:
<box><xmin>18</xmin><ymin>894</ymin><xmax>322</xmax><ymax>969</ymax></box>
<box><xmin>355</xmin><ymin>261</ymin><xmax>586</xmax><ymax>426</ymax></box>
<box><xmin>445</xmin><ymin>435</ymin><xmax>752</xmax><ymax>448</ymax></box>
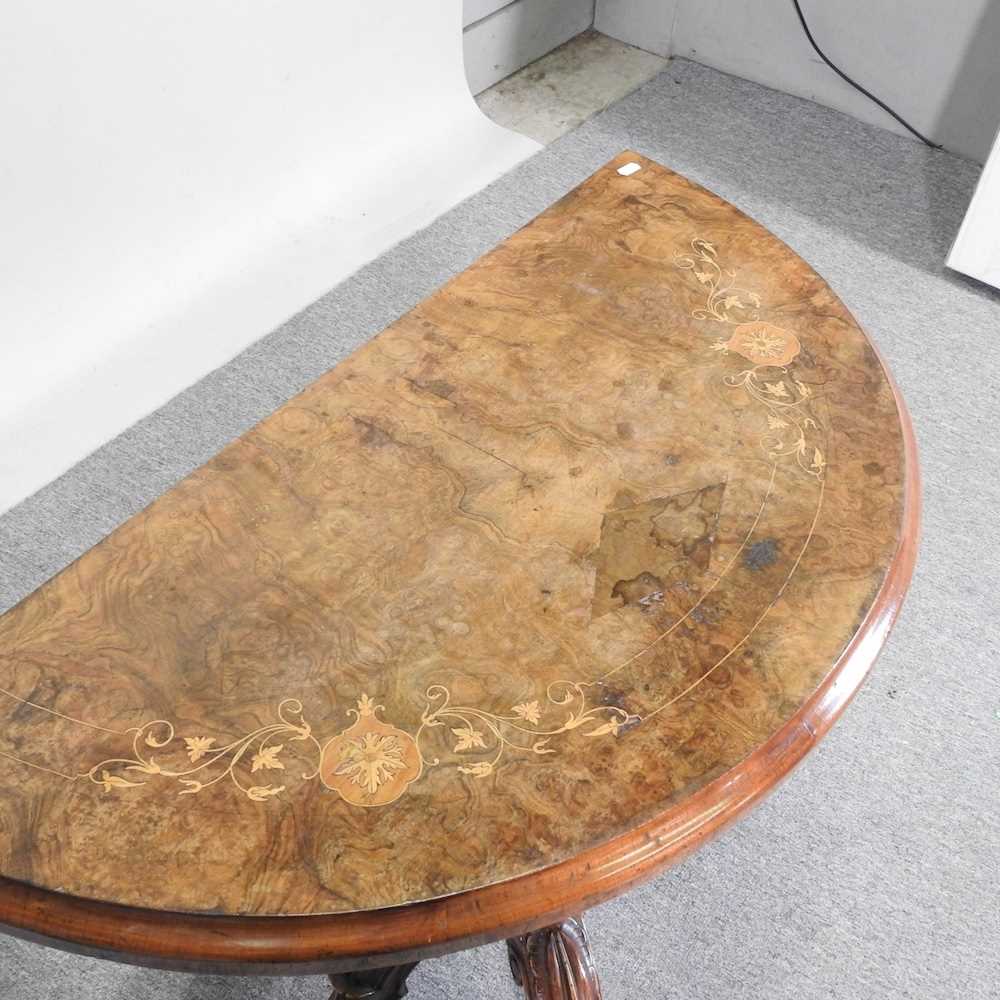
<box><xmin>325</xmin><ymin>918</ymin><xmax>601</xmax><ymax>1000</ymax></box>
<box><xmin>507</xmin><ymin>917</ymin><xmax>603</xmax><ymax>1000</ymax></box>
<box><xmin>329</xmin><ymin>963</ymin><xmax>418</xmax><ymax>1000</ymax></box>
<box><xmin>325</xmin><ymin>917</ymin><xmax>601</xmax><ymax>1000</ymax></box>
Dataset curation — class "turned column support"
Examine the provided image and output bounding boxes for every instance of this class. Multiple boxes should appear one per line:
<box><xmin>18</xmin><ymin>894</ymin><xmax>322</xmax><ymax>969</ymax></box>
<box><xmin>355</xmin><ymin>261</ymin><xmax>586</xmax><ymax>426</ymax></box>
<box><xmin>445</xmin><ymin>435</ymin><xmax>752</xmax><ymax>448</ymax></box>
<box><xmin>328</xmin><ymin>962</ymin><xmax>418</xmax><ymax>1000</ymax></box>
<box><xmin>507</xmin><ymin>916</ymin><xmax>602</xmax><ymax>999</ymax></box>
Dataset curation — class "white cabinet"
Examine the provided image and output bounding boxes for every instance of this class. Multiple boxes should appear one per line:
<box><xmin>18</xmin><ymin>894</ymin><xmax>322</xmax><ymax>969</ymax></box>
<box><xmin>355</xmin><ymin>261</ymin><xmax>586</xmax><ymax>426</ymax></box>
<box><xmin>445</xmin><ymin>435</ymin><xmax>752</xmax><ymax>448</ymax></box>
<box><xmin>949</xmin><ymin>131</ymin><xmax>1000</xmax><ymax>290</ymax></box>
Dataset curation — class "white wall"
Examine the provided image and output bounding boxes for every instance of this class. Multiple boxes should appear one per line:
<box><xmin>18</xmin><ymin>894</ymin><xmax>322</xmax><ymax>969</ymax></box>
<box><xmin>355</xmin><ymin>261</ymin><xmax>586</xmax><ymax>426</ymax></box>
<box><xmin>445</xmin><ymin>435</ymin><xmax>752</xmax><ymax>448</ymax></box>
<box><xmin>595</xmin><ymin>0</ymin><xmax>1000</xmax><ymax>163</ymax></box>
<box><xmin>464</xmin><ymin>0</ymin><xmax>595</xmax><ymax>94</ymax></box>
<box><xmin>0</xmin><ymin>1</ymin><xmax>541</xmax><ymax>515</ymax></box>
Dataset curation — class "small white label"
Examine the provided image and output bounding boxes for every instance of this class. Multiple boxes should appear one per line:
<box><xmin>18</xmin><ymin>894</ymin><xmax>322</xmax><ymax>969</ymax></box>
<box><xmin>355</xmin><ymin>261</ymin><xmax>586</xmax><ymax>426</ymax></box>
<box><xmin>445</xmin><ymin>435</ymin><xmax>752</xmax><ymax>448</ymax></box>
<box><xmin>617</xmin><ymin>162</ymin><xmax>641</xmax><ymax>176</ymax></box>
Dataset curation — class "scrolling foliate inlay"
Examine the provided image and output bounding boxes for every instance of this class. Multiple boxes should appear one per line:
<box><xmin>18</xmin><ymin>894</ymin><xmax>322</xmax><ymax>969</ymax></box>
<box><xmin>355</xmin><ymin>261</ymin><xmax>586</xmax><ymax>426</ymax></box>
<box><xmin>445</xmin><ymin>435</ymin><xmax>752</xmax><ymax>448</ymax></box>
<box><xmin>676</xmin><ymin>237</ymin><xmax>826</xmax><ymax>479</ymax></box>
<box><xmin>0</xmin><ymin>685</ymin><xmax>635</xmax><ymax>807</ymax></box>
<box><xmin>0</xmin><ymin>231</ymin><xmax>830</xmax><ymax>812</ymax></box>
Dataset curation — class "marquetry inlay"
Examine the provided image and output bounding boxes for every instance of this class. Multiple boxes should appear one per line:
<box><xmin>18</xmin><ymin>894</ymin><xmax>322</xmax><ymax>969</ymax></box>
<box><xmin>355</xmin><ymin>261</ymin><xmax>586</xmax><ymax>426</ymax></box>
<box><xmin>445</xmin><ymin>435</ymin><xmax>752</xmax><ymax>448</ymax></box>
<box><xmin>0</xmin><ymin>152</ymin><xmax>906</xmax><ymax>916</ymax></box>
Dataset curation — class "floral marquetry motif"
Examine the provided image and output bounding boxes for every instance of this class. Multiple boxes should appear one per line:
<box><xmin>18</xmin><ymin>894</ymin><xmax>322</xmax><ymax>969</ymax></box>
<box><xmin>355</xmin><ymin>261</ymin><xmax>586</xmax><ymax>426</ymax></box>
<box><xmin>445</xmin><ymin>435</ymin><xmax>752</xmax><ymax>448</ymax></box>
<box><xmin>723</xmin><ymin>322</ymin><xmax>801</xmax><ymax>368</ymax></box>
<box><xmin>0</xmin><ymin>151</ymin><xmax>913</xmax><ymax>930</ymax></box>
<box><xmin>320</xmin><ymin>696</ymin><xmax>422</xmax><ymax>807</ymax></box>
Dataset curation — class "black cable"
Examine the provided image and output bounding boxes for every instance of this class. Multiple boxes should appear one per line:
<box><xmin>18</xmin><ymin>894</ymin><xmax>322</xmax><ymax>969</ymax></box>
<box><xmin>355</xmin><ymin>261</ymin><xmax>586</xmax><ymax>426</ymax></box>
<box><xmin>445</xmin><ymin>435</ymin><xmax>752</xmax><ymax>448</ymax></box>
<box><xmin>790</xmin><ymin>0</ymin><xmax>942</xmax><ymax>149</ymax></box>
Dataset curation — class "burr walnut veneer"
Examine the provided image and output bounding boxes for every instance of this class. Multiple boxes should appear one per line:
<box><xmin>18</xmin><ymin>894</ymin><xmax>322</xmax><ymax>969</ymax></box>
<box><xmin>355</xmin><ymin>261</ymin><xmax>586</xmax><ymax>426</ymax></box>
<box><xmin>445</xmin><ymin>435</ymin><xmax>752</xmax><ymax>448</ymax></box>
<box><xmin>0</xmin><ymin>152</ymin><xmax>918</xmax><ymax>998</ymax></box>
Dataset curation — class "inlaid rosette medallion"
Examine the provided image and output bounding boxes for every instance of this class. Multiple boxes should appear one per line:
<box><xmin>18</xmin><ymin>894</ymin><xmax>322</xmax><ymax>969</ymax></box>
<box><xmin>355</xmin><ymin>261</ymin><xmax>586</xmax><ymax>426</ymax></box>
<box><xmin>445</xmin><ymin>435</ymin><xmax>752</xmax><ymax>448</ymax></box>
<box><xmin>320</xmin><ymin>695</ymin><xmax>422</xmax><ymax>807</ymax></box>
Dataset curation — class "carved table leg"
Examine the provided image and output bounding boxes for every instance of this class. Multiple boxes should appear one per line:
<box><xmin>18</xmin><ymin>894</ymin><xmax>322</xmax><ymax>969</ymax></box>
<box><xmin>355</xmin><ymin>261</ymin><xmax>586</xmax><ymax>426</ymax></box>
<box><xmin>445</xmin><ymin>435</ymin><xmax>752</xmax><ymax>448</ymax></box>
<box><xmin>507</xmin><ymin>916</ymin><xmax>602</xmax><ymax>1000</ymax></box>
<box><xmin>328</xmin><ymin>962</ymin><xmax>418</xmax><ymax>1000</ymax></box>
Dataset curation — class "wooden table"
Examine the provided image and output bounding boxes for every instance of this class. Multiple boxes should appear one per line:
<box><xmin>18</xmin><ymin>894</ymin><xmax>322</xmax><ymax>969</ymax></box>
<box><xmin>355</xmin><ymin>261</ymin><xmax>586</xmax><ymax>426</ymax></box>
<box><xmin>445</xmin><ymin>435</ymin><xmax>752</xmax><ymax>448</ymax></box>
<box><xmin>0</xmin><ymin>152</ymin><xmax>918</xmax><ymax>999</ymax></box>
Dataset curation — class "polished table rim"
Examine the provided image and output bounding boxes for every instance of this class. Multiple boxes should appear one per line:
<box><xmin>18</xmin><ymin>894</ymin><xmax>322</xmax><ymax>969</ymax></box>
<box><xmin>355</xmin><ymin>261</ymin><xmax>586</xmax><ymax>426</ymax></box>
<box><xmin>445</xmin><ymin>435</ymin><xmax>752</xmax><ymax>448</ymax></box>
<box><xmin>0</xmin><ymin>345</ymin><xmax>920</xmax><ymax>978</ymax></box>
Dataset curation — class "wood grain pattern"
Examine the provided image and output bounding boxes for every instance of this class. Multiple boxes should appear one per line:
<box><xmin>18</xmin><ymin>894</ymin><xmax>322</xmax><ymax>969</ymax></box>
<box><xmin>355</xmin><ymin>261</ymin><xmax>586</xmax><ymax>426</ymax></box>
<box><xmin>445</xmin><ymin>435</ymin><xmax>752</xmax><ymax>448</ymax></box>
<box><xmin>0</xmin><ymin>151</ymin><xmax>918</xmax><ymax>971</ymax></box>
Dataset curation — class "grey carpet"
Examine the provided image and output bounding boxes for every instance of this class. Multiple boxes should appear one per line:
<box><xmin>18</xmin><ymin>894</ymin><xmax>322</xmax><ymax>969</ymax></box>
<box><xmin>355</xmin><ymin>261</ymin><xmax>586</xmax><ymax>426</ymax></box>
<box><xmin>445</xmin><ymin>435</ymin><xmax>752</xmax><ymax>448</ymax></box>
<box><xmin>1</xmin><ymin>58</ymin><xmax>997</xmax><ymax>1000</ymax></box>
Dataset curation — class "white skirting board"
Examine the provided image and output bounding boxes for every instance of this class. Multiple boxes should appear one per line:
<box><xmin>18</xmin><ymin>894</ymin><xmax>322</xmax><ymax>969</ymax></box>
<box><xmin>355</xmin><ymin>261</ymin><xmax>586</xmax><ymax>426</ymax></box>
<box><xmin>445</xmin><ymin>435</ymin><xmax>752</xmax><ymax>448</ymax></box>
<box><xmin>948</xmin><ymin>130</ymin><xmax>1000</xmax><ymax>290</ymax></box>
<box><xmin>0</xmin><ymin>1</ymin><xmax>541</xmax><ymax>515</ymax></box>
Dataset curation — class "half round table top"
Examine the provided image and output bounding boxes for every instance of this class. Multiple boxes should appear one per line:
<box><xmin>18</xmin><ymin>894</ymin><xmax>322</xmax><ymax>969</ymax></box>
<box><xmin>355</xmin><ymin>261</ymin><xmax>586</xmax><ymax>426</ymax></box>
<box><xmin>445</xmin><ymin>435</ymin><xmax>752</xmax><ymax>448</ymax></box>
<box><xmin>0</xmin><ymin>152</ymin><xmax>917</xmax><ymax>971</ymax></box>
